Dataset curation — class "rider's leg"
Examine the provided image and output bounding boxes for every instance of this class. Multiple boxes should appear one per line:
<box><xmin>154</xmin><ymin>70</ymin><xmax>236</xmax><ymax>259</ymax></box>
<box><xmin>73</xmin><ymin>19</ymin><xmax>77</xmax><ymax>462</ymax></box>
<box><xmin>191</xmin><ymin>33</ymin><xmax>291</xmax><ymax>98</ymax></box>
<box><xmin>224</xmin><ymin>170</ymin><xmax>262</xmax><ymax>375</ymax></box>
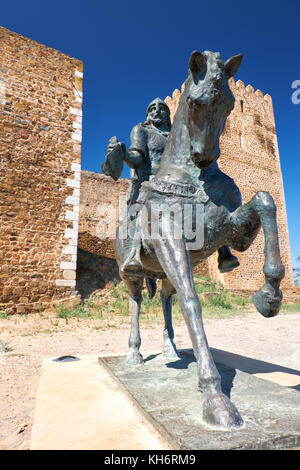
<box><xmin>120</xmin><ymin>206</ymin><xmax>143</xmax><ymax>275</ymax></box>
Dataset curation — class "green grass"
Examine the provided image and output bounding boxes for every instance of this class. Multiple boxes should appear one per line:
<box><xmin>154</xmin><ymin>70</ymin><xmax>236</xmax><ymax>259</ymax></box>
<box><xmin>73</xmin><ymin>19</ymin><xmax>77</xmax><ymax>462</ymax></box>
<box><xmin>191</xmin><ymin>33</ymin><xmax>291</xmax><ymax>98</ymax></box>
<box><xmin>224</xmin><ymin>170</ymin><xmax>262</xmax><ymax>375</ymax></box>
<box><xmin>41</xmin><ymin>328</ymin><xmax>56</xmax><ymax>335</ymax></box>
<box><xmin>51</xmin><ymin>274</ymin><xmax>299</xmax><ymax>325</ymax></box>
<box><xmin>55</xmin><ymin>304</ymin><xmax>93</xmax><ymax>323</ymax></box>
<box><xmin>0</xmin><ymin>311</ymin><xmax>9</xmax><ymax>319</ymax></box>
<box><xmin>84</xmin><ymin>294</ymin><xmax>99</xmax><ymax>309</ymax></box>
<box><xmin>54</xmin><ymin>297</ymin><xmax>105</xmax><ymax>323</ymax></box>
<box><xmin>0</xmin><ymin>341</ymin><xmax>13</xmax><ymax>352</ymax></box>
<box><xmin>109</xmin><ymin>274</ymin><xmax>253</xmax><ymax>321</ymax></box>
<box><xmin>110</xmin><ymin>283</ymin><xmax>130</xmax><ymax>316</ymax></box>
<box><xmin>281</xmin><ymin>302</ymin><xmax>300</xmax><ymax>313</ymax></box>
<box><xmin>193</xmin><ymin>275</ymin><xmax>252</xmax><ymax>318</ymax></box>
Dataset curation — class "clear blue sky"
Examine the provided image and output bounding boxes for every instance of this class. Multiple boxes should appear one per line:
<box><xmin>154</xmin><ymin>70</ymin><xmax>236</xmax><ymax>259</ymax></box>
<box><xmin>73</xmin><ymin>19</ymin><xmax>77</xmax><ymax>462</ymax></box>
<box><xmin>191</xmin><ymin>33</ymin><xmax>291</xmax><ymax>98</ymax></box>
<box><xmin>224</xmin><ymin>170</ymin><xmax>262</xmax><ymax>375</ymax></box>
<box><xmin>1</xmin><ymin>0</ymin><xmax>300</xmax><ymax>272</ymax></box>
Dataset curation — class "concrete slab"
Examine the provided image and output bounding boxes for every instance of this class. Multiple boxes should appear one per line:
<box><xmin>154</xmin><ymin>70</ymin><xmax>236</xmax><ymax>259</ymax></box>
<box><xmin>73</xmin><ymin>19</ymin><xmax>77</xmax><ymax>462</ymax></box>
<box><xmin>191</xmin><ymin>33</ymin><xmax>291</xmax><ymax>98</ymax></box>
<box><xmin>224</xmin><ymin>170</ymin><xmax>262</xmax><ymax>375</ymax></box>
<box><xmin>30</xmin><ymin>354</ymin><xmax>174</xmax><ymax>450</ymax></box>
<box><xmin>254</xmin><ymin>371</ymin><xmax>300</xmax><ymax>388</ymax></box>
<box><xmin>101</xmin><ymin>349</ymin><xmax>300</xmax><ymax>450</ymax></box>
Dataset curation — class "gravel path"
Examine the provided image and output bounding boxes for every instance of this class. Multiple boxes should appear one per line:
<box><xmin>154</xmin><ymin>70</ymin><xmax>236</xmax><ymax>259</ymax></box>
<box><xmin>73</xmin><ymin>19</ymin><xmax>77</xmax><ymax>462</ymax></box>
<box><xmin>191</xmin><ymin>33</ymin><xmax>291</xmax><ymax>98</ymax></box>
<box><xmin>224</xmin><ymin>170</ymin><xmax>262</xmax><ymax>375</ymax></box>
<box><xmin>0</xmin><ymin>310</ymin><xmax>299</xmax><ymax>450</ymax></box>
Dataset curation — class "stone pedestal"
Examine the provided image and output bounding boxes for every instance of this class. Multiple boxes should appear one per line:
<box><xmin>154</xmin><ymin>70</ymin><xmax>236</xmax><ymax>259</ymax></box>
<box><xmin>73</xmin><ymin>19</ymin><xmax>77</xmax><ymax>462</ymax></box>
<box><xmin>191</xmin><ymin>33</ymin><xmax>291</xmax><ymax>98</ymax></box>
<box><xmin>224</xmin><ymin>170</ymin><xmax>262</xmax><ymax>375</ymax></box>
<box><xmin>101</xmin><ymin>349</ymin><xmax>300</xmax><ymax>450</ymax></box>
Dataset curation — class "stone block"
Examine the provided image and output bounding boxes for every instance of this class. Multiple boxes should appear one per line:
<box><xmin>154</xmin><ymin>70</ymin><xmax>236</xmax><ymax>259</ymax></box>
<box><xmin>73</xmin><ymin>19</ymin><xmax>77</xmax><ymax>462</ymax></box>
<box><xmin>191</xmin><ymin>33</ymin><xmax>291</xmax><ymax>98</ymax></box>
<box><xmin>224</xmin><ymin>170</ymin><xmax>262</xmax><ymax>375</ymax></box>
<box><xmin>55</xmin><ymin>279</ymin><xmax>76</xmax><ymax>287</ymax></box>
<box><xmin>62</xmin><ymin>245</ymin><xmax>77</xmax><ymax>255</ymax></box>
<box><xmin>66</xmin><ymin>178</ymin><xmax>80</xmax><ymax>189</ymax></box>
<box><xmin>64</xmin><ymin>229</ymin><xmax>78</xmax><ymax>240</ymax></box>
<box><xmin>63</xmin><ymin>270</ymin><xmax>76</xmax><ymax>280</ymax></box>
<box><xmin>60</xmin><ymin>261</ymin><xmax>77</xmax><ymax>270</ymax></box>
<box><xmin>65</xmin><ymin>210</ymin><xmax>79</xmax><ymax>221</ymax></box>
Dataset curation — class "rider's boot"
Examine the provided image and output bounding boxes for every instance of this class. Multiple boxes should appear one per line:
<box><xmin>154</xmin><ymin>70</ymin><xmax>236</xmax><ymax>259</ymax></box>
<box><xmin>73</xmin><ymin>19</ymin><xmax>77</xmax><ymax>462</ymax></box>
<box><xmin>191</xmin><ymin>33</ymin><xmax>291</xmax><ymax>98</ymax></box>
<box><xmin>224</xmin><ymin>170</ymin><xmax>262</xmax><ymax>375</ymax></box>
<box><xmin>120</xmin><ymin>205</ymin><xmax>144</xmax><ymax>276</ymax></box>
<box><xmin>218</xmin><ymin>246</ymin><xmax>240</xmax><ymax>273</ymax></box>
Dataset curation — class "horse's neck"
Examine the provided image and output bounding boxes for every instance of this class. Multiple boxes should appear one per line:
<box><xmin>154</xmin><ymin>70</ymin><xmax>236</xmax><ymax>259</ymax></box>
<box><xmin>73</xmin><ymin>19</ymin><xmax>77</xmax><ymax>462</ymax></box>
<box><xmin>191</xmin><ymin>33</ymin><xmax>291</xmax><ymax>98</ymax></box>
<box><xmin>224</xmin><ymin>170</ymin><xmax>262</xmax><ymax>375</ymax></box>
<box><xmin>156</xmin><ymin>104</ymin><xmax>201</xmax><ymax>185</ymax></box>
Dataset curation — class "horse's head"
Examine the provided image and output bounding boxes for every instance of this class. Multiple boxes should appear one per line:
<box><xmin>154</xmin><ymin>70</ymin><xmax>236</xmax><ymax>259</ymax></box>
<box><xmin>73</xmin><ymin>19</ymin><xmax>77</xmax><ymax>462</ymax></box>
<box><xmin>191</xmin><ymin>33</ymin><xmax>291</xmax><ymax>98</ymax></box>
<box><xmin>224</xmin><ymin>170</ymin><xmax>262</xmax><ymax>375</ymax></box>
<box><xmin>184</xmin><ymin>50</ymin><xmax>242</xmax><ymax>169</ymax></box>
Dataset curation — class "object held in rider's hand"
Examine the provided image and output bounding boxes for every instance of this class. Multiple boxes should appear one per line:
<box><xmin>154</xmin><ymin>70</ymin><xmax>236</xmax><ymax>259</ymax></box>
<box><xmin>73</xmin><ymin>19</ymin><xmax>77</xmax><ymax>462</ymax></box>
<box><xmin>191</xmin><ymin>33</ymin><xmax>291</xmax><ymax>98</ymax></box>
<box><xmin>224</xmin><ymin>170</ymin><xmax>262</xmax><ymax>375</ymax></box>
<box><xmin>102</xmin><ymin>141</ymin><xmax>125</xmax><ymax>181</ymax></box>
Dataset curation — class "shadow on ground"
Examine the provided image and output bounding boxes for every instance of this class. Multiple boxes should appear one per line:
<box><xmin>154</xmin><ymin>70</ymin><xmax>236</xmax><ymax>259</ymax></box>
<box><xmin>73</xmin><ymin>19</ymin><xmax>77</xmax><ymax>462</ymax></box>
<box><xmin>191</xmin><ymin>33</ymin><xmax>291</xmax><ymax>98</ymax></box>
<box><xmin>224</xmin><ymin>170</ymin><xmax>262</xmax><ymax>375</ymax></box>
<box><xmin>161</xmin><ymin>348</ymin><xmax>300</xmax><ymax>392</ymax></box>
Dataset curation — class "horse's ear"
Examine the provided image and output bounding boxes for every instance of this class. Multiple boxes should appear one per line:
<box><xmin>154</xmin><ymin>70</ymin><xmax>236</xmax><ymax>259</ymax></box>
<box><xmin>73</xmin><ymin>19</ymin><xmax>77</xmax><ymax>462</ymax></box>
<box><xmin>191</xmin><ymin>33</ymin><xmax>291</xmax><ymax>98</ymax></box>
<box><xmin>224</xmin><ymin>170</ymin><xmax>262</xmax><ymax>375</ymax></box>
<box><xmin>189</xmin><ymin>51</ymin><xmax>206</xmax><ymax>75</ymax></box>
<box><xmin>224</xmin><ymin>54</ymin><xmax>243</xmax><ymax>78</ymax></box>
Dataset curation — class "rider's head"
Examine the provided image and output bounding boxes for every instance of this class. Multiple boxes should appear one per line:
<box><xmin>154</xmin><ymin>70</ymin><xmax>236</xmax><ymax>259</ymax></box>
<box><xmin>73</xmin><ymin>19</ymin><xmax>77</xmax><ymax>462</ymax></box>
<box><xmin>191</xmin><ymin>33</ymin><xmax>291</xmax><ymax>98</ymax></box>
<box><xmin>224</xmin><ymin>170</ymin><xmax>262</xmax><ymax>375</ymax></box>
<box><xmin>146</xmin><ymin>98</ymin><xmax>171</xmax><ymax>131</ymax></box>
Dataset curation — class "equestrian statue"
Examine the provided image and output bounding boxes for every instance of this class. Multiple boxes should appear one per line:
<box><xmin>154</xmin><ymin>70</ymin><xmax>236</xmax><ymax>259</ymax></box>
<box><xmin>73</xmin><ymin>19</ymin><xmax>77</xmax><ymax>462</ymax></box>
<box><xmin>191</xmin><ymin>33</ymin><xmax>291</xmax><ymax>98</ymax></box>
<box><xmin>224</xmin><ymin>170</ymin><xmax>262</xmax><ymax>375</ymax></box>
<box><xmin>102</xmin><ymin>50</ymin><xmax>285</xmax><ymax>429</ymax></box>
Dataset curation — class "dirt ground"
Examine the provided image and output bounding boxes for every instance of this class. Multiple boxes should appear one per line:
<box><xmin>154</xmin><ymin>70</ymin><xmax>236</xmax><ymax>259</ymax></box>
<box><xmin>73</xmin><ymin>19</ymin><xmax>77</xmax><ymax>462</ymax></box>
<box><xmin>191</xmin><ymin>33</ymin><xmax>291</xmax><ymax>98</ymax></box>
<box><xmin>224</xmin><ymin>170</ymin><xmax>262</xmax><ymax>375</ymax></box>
<box><xmin>0</xmin><ymin>308</ymin><xmax>299</xmax><ymax>450</ymax></box>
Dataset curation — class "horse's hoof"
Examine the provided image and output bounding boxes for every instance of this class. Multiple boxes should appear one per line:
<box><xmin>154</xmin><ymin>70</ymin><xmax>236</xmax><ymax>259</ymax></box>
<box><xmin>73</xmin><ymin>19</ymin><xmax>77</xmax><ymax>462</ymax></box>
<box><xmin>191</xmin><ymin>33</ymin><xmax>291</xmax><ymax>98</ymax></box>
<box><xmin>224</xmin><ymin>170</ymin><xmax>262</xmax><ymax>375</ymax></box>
<box><xmin>253</xmin><ymin>284</ymin><xmax>283</xmax><ymax>318</ymax></box>
<box><xmin>163</xmin><ymin>339</ymin><xmax>181</xmax><ymax>361</ymax></box>
<box><xmin>202</xmin><ymin>392</ymin><xmax>243</xmax><ymax>429</ymax></box>
<box><xmin>126</xmin><ymin>351</ymin><xmax>144</xmax><ymax>366</ymax></box>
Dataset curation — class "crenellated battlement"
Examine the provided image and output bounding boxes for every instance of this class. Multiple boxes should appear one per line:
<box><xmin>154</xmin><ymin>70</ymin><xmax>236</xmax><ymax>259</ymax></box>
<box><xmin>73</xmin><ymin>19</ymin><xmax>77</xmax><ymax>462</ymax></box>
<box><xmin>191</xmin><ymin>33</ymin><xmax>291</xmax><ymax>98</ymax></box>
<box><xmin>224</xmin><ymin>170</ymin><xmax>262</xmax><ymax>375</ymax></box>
<box><xmin>165</xmin><ymin>78</ymin><xmax>273</xmax><ymax>124</ymax></box>
<box><xmin>165</xmin><ymin>77</ymin><xmax>272</xmax><ymax>102</ymax></box>
<box><xmin>229</xmin><ymin>77</ymin><xmax>272</xmax><ymax>103</ymax></box>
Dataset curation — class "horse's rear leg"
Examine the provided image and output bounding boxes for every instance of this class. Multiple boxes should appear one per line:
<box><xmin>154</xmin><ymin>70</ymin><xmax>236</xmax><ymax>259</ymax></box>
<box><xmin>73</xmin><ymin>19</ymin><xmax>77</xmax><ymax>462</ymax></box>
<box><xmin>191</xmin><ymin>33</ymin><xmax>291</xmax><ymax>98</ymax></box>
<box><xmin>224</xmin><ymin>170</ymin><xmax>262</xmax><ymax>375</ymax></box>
<box><xmin>120</xmin><ymin>274</ymin><xmax>144</xmax><ymax>365</ymax></box>
<box><xmin>153</xmin><ymin>238</ymin><xmax>243</xmax><ymax>428</ymax></box>
<box><xmin>161</xmin><ymin>278</ymin><xmax>180</xmax><ymax>360</ymax></box>
<box><xmin>231</xmin><ymin>191</ymin><xmax>285</xmax><ymax>317</ymax></box>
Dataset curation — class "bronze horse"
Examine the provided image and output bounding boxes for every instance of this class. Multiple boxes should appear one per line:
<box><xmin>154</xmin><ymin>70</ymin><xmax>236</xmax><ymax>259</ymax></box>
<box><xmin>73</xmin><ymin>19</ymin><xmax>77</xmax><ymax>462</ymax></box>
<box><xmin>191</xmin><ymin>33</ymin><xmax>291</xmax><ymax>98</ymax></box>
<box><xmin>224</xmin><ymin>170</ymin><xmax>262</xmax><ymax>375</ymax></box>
<box><xmin>114</xmin><ymin>51</ymin><xmax>285</xmax><ymax>428</ymax></box>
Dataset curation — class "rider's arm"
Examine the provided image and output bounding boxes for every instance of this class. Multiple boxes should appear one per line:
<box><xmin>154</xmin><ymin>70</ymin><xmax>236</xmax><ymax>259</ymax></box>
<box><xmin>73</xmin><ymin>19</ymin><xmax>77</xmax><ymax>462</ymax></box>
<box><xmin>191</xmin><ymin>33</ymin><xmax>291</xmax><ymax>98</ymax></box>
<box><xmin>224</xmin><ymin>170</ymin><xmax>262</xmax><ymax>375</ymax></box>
<box><xmin>124</xmin><ymin>149</ymin><xmax>143</xmax><ymax>168</ymax></box>
<box><xmin>124</xmin><ymin>124</ymin><xmax>147</xmax><ymax>169</ymax></box>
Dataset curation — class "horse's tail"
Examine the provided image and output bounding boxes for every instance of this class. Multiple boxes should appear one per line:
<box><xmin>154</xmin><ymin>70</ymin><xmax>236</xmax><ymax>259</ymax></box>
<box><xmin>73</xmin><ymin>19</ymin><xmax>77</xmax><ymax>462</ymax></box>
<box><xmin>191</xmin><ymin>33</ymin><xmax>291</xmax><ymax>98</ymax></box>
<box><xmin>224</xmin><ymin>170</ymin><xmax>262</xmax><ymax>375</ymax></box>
<box><xmin>145</xmin><ymin>277</ymin><xmax>157</xmax><ymax>299</ymax></box>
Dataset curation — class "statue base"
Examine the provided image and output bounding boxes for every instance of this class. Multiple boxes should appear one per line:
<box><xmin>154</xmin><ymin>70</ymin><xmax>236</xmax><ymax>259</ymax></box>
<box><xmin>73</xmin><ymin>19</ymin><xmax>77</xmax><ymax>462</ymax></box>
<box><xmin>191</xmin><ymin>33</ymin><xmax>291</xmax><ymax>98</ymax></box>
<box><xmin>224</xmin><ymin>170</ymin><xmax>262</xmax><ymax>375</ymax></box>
<box><xmin>100</xmin><ymin>349</ymin><xmax>300</xmax><ymax>450</ymax></box>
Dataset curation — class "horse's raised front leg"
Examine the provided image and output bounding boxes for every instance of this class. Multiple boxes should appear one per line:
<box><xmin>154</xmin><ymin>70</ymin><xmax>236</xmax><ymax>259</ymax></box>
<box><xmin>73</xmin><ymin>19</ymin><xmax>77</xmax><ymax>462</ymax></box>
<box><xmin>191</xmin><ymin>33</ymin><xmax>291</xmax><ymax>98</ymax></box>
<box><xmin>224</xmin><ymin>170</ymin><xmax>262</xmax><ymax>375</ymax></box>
<box><xmin>120</xmin><ymin>274</ymin><xmax>144</xmax><ymax>365</ymax></box>
<box><xmin>231</xmin><ymin>191</ymin><xmax>285</xmax><ymax>317</ymax></box>
<box><xmin>161</xmin><ymin>278</ymin><xmax>181</xmax><ymax>361</ymax></box>
<box><xmin>153</xmin><ymin>237</ymin><xmax>243</xmax><ymax>428</ymax></box>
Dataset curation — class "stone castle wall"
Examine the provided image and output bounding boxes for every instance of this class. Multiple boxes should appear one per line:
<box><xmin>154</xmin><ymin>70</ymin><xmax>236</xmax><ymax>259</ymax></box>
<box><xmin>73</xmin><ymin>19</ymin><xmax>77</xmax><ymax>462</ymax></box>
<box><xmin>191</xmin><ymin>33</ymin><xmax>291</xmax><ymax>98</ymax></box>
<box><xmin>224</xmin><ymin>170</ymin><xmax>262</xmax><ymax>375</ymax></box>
<box><xmin>79</xmin><ymin>78</ymin><xmax>295</xmax><ymax>293</ymax></box>
<box><xmin>78</xmin><ymin>171</ymin><xmax>128</xmax><ymax>259</ymax></box>
<box><xmin>0</xmin><ymin>27</ymin><xmax>83</xmax><ymax>314</ymax></box>
<box><xmin>76</xmin><ymin>172</ymin><xmax>128</xmax><ymax>297</ymax></box>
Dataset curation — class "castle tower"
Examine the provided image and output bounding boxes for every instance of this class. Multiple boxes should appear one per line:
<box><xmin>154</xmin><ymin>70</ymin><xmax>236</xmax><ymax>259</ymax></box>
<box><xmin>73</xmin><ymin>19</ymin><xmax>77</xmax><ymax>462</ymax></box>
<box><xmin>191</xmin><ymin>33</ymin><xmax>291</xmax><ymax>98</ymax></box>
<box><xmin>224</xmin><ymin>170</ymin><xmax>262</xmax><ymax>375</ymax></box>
<box><xmin>165</xmin><ymin>78</ymin><xmax>294</xmax><ymax>291</ymax></box>
<box><xmin>0</xmin><ymin>27</ymin><xmax>83</xmax><ymax>313</ymax></box>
